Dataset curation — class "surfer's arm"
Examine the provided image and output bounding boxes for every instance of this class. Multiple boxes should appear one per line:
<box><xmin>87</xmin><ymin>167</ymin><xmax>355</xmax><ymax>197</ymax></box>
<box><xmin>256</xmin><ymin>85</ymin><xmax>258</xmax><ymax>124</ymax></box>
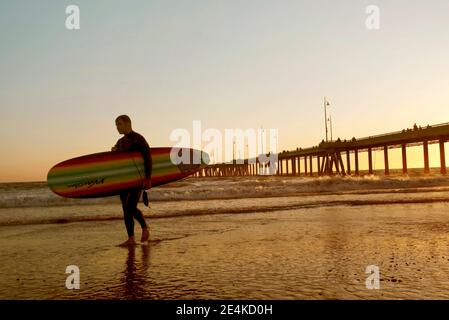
<box><xmin>141</xmin><ymin>146</ymin><xmax>152</xmax><ymax>179</ymax></box>
<box><xmin>129</xmin><ymin>133</ymin><xmax>152</xmax><ymax>180</ymax></box>
<box><xmin>138</xmin><ymin>146</ymin><xmax>152</xmax><ymax>191</ymax></box>
<box><xmin>133</xmin><ymin>141</ymin><xmax>152</xmax><ymax>179</ymax></box>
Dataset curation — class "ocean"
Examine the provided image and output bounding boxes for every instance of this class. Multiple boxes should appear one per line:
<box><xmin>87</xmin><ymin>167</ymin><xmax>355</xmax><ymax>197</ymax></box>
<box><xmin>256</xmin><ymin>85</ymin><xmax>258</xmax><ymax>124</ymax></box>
<box><xmin>2</xmin><ymin>168</ymin><xmax>449</xmax><ymax>227</ymax></box>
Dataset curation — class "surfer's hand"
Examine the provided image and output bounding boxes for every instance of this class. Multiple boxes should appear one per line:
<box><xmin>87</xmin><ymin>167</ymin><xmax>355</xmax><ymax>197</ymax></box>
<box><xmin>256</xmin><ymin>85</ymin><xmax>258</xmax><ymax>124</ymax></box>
<box><xmin>143</xmin><ymin>179</ymin><xmax>152</xmax><ymax>190</ymax></box>
<box><xmin>111</xmin><ymin>146</ymin><xmax>118</xmax><ymax>151</ymax></box>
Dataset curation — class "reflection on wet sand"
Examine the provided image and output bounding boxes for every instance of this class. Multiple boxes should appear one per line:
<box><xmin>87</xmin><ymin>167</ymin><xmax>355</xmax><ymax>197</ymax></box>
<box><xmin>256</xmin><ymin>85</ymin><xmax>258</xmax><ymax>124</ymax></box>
<box><xmin>121</xmin><ymin>244</ymin><xmax>151</xmax><ymax>300</ymax></box>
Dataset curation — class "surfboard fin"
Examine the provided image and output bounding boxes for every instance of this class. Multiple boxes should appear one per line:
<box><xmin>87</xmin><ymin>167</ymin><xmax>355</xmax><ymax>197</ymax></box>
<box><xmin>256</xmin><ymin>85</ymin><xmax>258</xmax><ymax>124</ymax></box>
<box><xmin>143</xmin><ymin>190</ymin><xmax>149</xmax><ymax>207</ymax></box>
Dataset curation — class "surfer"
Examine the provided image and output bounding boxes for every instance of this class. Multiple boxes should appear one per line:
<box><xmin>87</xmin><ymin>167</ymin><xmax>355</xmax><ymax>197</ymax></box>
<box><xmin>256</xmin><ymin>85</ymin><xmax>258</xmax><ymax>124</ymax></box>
<box><xmin>112</xmin><ymin>115</ymin><xmax>152</xmax><ymax>246</ymax></box>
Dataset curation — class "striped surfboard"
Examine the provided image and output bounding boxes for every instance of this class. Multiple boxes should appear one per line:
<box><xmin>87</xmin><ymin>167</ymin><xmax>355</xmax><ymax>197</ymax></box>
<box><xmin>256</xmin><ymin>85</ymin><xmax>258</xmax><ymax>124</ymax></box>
<box><xmin>47</xmin><ymin>147</ymin><xmax>209</xmax><ymax>198</ymax></box>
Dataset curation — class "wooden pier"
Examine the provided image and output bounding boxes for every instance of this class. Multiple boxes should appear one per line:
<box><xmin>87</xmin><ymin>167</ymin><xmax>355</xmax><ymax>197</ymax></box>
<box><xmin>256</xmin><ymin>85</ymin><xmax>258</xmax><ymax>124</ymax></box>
<box><xmin>195</xmin><ymin>122</ymin><xmax>449</xmax><ymax>177</ymax></box>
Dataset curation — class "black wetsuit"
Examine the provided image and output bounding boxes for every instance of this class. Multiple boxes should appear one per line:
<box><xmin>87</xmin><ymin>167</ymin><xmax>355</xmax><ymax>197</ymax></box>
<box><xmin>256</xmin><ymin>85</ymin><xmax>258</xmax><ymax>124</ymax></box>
<box><xmin>114</xmin><ymin>131</ymin><xmax>152</xmax><ymax>237</ymax></box>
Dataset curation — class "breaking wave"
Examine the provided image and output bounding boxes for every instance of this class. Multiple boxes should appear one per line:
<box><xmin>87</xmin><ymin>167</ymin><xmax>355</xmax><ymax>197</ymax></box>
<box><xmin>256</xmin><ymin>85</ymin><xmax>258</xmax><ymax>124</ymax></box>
<box><xmin>1</xmin><ymin>174</ymin><xmax>449</xmax><ymax>208</ymax></box>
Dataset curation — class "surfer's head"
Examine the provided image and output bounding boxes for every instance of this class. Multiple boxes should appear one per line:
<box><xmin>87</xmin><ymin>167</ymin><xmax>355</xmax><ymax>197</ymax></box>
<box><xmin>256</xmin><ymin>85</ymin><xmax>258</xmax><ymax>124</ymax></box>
<box><xmin>115</xmin><ymin>115</ymin><xmax>132</xmax><ymax>135</ymax></box>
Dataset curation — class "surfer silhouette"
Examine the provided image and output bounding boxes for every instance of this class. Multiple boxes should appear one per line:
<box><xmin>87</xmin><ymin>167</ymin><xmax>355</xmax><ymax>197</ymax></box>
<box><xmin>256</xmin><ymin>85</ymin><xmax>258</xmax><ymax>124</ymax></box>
<box><xmin>112</xmin><ymin>115</ymin><xmax>152</xmax><ymax>246</ymax></box>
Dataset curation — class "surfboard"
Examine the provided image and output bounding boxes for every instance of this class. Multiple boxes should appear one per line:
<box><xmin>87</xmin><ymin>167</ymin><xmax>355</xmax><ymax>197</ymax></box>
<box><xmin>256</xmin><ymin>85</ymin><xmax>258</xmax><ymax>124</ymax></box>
<box><xmin>47</xmin><ymin>147</ymin><xmax>209</xmax><ymax>198</ymax></box>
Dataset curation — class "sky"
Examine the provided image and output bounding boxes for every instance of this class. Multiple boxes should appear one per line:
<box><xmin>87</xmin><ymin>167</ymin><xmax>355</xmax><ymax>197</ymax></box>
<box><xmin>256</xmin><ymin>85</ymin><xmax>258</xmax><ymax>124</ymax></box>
<box><xmin>1</xmin><ymin>0</ymin><xmax>449</xmax><ymax>182</ymax></box>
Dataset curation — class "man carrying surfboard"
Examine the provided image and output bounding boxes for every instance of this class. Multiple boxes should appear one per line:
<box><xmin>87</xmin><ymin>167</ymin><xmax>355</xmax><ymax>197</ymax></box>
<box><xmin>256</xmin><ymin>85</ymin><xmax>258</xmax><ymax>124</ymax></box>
<box><xmin>112</xmin><ymin>115</ymin><xmax>152</xmax><ymax>246</ymax></box>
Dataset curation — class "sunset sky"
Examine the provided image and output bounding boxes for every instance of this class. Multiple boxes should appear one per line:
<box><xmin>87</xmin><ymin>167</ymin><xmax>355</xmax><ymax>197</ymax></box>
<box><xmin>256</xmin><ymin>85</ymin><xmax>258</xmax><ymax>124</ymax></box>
<box><xmin>1</xmin><ymin>0</ymin><xmax>449</xmax><ymax>182</ymax></box>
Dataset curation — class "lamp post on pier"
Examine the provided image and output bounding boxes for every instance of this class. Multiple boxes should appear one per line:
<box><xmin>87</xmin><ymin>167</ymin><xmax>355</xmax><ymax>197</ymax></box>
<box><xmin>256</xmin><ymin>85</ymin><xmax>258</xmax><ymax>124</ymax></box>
<box><xmin>324</xmin><ymin>97</ymin><xmax>330</xmax><ymax>142</ymax></box>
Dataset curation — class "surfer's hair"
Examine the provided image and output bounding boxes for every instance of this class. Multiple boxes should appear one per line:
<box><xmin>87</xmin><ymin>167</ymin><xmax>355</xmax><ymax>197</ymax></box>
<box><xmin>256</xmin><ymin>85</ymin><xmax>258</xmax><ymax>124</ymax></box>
<box><xmin>115</xmin><ymin>115</ymin><xmax>131</xmax><ymax>124</ymax></box>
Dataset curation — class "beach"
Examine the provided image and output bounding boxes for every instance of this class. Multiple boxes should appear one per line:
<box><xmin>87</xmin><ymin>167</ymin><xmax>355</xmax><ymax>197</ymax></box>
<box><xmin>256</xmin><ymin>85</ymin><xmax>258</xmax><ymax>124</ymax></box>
<box><xmin>2</xmin><ymin>174</ymin><xmax>449</xmax><ymax>299</ymax></box>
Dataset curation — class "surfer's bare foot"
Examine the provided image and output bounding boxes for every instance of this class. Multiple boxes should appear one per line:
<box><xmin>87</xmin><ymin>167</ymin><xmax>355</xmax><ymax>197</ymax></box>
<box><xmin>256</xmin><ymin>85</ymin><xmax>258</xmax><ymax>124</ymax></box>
<box><xmin>141</xmin><ymin>228</ymin><xmax>150</xmax><ymax>242</ymax></box>
<box><xmin>118</xmin><ymin>237</ymin><xmax>137</xmax><ymax>247</ymax></box>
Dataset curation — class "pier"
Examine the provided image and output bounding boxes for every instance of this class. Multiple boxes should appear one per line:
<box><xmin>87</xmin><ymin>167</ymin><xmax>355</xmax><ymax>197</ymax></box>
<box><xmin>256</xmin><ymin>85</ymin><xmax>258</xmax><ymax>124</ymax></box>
<box><xmin>196</xmin><ymin>122</ymin><xmax>449</xmax><ymax>177</ymax></box>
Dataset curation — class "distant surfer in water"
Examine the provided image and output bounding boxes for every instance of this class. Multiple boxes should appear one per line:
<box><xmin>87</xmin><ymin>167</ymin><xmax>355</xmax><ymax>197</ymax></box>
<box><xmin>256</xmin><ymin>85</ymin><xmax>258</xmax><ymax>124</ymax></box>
<box><xmin>112</xmin><ymin>115</ymin><xmax>152</xmax><ymax>246</ymax></box>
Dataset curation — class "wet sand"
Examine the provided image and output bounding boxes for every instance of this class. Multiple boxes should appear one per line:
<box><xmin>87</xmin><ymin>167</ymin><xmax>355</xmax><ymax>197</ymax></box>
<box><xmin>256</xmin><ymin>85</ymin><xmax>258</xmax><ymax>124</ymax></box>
<box><xmin>1</xmin><ymin>201</ymin><xmax>449</xmax><ymax>299</ymax></box>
